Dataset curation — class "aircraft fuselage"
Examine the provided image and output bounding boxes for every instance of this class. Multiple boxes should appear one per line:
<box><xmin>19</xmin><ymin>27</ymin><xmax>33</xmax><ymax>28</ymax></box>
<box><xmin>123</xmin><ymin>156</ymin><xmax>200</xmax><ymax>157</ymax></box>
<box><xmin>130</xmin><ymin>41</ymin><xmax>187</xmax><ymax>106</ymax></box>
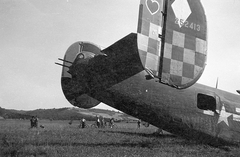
<box><xmin>62</xmin><ymin>33</ymin><xmax>240</xmax><ymax>144</ymax></box>
<box><xmin>58</xmin><ymin>0</ymin><xmax>240</xmax><ymax>145</ymax></box>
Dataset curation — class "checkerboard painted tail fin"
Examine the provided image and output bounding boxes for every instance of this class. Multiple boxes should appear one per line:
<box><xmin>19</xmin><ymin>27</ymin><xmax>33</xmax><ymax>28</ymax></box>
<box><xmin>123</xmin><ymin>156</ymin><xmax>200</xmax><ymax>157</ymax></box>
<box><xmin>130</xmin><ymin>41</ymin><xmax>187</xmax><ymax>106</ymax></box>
<box><xmin>137</xmin><ymin>0</ymin><xmax>208</xmax><ymax>89</ymax></box>
<box><xmin>137</xmin><ymin>0</ymin><xmax>164</xmax><ymax>78</ymax></box>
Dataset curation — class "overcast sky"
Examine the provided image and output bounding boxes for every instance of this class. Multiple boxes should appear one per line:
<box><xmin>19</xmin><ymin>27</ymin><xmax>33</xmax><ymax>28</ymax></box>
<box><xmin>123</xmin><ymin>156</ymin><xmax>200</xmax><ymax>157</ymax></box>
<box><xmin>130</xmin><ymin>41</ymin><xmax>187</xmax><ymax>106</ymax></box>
<box><xmin>0</xmin><ymin>0</ymin><xmax>240</xmax><ymax>110</ymax></box>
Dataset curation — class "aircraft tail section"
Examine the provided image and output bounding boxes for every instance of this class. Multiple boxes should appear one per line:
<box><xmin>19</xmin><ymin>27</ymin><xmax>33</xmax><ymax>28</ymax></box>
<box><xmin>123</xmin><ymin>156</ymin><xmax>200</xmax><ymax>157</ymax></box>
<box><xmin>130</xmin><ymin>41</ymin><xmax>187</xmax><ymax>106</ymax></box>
<box><xmin>137</xmin><ymin>0</ymin><xmax>208</xmax><ymax>89</ymax></box>
<box><xmin>57</xmin><ymin>34</ymin><xmax>144</xmax><ymax>109</ymax></box>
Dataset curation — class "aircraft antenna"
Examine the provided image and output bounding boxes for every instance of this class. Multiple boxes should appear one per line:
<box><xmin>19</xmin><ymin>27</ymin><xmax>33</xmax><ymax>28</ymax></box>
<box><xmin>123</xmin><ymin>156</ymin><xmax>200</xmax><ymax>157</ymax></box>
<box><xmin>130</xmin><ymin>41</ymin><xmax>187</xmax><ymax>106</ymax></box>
<box><xmin>215</xmin><ymin>77</ymin><xmax>219</xmax><ymax>89</ymax></box>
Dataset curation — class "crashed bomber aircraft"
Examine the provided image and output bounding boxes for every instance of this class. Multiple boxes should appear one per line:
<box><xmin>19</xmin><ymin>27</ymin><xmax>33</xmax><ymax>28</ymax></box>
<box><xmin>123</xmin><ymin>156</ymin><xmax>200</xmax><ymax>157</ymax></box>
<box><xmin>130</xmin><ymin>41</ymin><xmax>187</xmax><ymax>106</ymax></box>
<box><xmin>56</xmin><ymin>0</ymin><xmax>240</xmax><ymax>144</ymax></box>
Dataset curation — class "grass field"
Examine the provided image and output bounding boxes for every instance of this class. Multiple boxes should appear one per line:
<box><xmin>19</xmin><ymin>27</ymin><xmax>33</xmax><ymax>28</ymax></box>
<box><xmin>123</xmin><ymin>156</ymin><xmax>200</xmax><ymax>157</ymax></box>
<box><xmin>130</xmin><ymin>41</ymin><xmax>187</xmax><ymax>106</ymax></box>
<box><xmin>0</xmin><ymin>119</ymin><xmax>239</xmax><ymax>157</ymax></box>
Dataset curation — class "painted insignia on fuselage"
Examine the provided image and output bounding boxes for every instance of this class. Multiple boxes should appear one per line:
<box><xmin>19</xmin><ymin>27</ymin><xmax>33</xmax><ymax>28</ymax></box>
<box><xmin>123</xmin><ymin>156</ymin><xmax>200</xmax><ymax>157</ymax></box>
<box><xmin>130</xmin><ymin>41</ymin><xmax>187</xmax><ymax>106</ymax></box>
<box><xmin>217</xmin><ymin>104</ymin><xmax>233</xmax><ymax>126</ymax></box>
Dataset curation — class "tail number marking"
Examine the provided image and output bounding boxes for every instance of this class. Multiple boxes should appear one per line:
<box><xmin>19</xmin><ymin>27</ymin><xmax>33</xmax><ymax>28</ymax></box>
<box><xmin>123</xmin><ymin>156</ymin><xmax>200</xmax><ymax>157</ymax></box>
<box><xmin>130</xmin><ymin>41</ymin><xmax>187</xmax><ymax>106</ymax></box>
<box><xmin>175</xmin><ymin>18</ymin><xmax>201</xmax><ymax>32</ymax></box>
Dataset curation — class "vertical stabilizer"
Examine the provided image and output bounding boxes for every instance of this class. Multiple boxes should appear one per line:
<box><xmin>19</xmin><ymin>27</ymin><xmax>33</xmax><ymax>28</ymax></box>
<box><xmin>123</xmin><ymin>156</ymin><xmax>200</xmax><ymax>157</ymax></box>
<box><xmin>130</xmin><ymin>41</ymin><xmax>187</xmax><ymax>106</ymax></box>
<box><xmin>137</xmin><ymin>0</ymin><xmax>207</xmax><ymax>89</ymax></box>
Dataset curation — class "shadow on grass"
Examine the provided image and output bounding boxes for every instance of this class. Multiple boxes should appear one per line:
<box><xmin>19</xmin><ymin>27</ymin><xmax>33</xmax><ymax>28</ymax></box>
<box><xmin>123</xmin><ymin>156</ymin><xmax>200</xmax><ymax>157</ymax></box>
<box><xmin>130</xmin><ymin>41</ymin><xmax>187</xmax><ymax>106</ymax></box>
<box><xmin>58</xmin><ymin>141</ymin><xmax>157</xmax><ymax>149</ymax></box>
<box><xmin>98</xmin><ymin>130</ymin><xmax>239</xmax><ymax>151</ymax></box>
<box><xmin>173</xmin><ymin>139</ymin><xmax>239</xmax><ymax>152</ymax></box>
<box><xmin>98</xmin><ymin>130</ymin><xmax>177</xmax><ymax>138</ymax></box>
<box><xmin>1</xmin><ymin>129</ymin><xmax>239</xmax><ymax>154</ymax></box>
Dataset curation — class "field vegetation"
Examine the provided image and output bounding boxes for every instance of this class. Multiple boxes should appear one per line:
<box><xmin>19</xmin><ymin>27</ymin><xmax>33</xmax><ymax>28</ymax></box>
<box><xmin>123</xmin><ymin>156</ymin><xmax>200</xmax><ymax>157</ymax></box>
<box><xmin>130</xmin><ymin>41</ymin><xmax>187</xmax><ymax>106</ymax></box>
<box><xmin>0</xmin><ymin>119</ymin><xmax>239</xmax><ymax>157</ymax></box>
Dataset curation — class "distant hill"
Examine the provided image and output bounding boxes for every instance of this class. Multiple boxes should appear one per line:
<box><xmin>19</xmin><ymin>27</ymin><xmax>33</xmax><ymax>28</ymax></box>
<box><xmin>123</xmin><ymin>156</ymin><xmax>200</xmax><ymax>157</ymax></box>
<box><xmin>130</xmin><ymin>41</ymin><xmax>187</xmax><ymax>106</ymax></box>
<box><xmin>0</xmin><ymin>107</ymin><xmax>136</xmax><ymax>121</ymax></box>
<box><xmin>0</xmin><ymin>107</ymin><xmax>31</xmax><ymax>119</ymax></box>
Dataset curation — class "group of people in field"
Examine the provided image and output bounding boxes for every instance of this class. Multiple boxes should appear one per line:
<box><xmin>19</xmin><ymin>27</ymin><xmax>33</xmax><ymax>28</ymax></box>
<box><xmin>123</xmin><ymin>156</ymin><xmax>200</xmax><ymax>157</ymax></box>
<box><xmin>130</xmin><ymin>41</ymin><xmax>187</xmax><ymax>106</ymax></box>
<box><xmin>95</xmin><ymin>116</ymin><xmax>115</xmax><ymax>128</ymax></box>
<box><xmin>79</xmin><ymin>116</ymin><xmax>115</xmax><ymax>129</ymax></box>
<box><xmin>29</xmin><ymin>115</ymin><xmax>163</xmax><ymax>135</ymax></box>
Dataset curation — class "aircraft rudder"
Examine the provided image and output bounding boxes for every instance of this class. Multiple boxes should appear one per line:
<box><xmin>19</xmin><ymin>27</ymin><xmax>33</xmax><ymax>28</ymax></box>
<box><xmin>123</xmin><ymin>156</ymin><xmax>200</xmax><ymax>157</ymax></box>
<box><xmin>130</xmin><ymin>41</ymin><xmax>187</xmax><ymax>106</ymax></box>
<box><xmin>137</xmin><ymin>0</ymin><xmax>164</xmax><ymax>77</ymax></box>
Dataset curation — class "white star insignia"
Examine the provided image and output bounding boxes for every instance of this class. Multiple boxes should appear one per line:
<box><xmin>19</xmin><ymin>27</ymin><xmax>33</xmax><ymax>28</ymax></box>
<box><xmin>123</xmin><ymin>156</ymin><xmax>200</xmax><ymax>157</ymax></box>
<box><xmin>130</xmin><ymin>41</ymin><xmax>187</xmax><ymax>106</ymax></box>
<box><xmin>217</xmin><ymin>104</ymin><xmax>232</xmax><ymax>126</ymax></box>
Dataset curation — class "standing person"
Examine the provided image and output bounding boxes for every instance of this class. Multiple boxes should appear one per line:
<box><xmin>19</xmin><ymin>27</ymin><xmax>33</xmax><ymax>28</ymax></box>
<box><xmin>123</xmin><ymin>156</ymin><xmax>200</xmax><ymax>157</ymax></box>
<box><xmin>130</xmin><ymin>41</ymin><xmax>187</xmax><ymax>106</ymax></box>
<box><xmin>137</xmin><ymin>119</ymin><xmax>141</xmax><ymax>129</ymax></box>
<box><xmin>109</xmin><ymin>118</ymin><xmax>114</xmax><ymax>128</ymax></box>
<box><xmin>102</xmin><ymin>118</ymin><xmax>105</xmax><ymax>128</ymax></box>
<box><xmin>35</xmin><ymin>116</ymin><xmax>39</xmax><ymax>128</ymax></box>
<box><xmin>96</xmin><ymin>116</ymin><xmax>100</xmax><ymax>128</ymax></box>
<box><xmin>100</xmin><ymin>117</ymin><xmax>103</xmax><ymax>128</ymax></box>
<box><xmin>81</xmin><ymin>118</ymin><xmax>86</xmax><ymax>128</ymax></box>
<box><xmin>30</xmin><ymin>116</ymin><xmax>38</xmax><ymax>128</ymax></box>
<box><xmin>30</xmin><ymin>116</ymin><xmax>34</xmax><ymax>128</ymax></box>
